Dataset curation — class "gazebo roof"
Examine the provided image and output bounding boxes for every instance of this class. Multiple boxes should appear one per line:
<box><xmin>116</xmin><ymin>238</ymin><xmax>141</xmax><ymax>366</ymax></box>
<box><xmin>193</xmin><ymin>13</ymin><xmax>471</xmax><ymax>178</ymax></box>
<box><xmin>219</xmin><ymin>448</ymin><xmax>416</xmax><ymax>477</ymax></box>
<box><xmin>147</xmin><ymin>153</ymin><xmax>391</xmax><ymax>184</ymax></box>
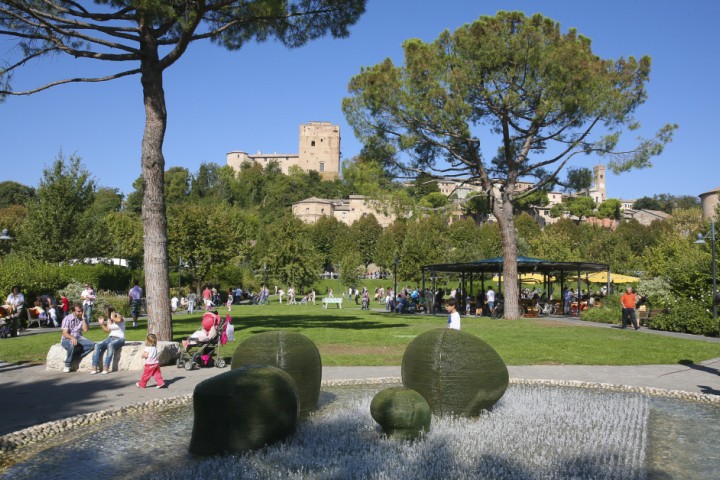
<box><xmin>421</xmin><ymin>256</ymin><xmax>608</xmax><ymax>275</ymax></box>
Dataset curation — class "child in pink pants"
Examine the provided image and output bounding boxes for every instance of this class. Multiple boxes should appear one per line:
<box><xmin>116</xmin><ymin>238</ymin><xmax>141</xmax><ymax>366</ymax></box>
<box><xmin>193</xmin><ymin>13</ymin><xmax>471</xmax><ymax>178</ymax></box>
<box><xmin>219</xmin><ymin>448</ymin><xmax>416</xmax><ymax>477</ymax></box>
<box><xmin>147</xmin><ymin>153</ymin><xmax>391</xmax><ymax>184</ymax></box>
<box><xmin>136</xmin><ymin>334</ymin><xmax>165</xmax><ymax>389</ymax></box>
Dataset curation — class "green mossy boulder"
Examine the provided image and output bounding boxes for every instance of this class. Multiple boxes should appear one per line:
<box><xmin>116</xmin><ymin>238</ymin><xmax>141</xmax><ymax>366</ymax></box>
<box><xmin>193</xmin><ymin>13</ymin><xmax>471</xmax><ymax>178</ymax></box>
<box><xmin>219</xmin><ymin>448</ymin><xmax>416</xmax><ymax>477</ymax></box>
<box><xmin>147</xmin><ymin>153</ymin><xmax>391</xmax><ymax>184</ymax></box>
<box><xmin>189</xmin><ymin>366</ymin><xmax>299</xmax><ymax>455</ymax></box>
<box><xmin>401</xmin><ymin>328</ymin><xmax>508</xmax><ymax>417</ymax></box>
<box><xmin>370</xmin><ymin>386</ymin><xmax>431</xmax><ymax>440</ymax></box>
<box><xmin>231</xmin><ymin>331</ymin><xmax>322</xmax><ymax>415</ymax></box>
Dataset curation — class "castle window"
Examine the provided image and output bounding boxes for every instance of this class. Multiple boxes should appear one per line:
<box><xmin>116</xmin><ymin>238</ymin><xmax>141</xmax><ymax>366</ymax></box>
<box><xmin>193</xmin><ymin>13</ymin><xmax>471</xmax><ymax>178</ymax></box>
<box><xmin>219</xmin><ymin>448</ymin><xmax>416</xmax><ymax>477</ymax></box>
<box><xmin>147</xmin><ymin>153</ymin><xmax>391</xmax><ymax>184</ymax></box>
<box><xmin>311</xmin><ymin>141</ymin><xmax>316</xmax><ymax>147</ymax></box>
<box><xmin>319</xmin><ymin>162</ymin><xmax>325</xmax><ymax>172</ymax></box>
<box><xmin>321</xmin><ymin>208</ymin><xmax>325</xmax><ymax>214</ymax></box>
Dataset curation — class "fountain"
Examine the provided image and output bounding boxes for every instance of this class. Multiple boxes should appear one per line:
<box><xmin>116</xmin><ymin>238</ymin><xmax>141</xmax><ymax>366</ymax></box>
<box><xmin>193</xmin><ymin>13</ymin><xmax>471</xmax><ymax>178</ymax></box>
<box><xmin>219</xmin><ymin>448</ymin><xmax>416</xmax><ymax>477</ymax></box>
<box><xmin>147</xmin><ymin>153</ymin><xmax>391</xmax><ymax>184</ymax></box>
<box><xmin>1</xmin><ymin>380</ymin><xmax>718</xmax><ymax>479</ymax></box>
<box><xmin>2</xmin><ymin>330</ymin><xmax>718</xmax><ymax>478</ymax></box>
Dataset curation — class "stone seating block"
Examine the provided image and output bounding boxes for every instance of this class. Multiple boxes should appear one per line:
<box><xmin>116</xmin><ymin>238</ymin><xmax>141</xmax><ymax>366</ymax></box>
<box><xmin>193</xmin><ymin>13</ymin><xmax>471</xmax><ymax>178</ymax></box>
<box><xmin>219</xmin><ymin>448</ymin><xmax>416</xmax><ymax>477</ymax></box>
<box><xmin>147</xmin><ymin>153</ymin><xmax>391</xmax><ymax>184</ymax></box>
<box><xmin>45</xmin><ymin>340</ymin><xmax>179</xmax><ymax>372</ymax></box>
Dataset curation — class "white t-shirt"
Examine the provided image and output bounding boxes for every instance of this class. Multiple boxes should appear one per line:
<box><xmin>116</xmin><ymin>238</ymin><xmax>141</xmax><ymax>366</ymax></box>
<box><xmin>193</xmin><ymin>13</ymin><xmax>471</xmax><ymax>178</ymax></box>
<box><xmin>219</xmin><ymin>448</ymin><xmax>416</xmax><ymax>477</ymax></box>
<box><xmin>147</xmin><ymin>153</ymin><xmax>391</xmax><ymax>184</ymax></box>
<box><xmin>171</xmin><ymin>297</ymin><xmax>179</xmax><ymax>310</ymax></box>
<box><xmin>486</xmin><ymin>289</ymin><xmax>496</xmax><ymax>303</ymax></box>
<box><xmin>144</xmin><ymin>346</ymin><xmax>159</xmax><ymax>365</ymax></box>
<box><xmin>108</xmin><ymin>315</ymin><xmax>126</xmax><ymax>339</ymax></box>
<box><xmin>448</xmin><ymin>311</ymin><xmax>461</xmax><ymax>330</ymax></box>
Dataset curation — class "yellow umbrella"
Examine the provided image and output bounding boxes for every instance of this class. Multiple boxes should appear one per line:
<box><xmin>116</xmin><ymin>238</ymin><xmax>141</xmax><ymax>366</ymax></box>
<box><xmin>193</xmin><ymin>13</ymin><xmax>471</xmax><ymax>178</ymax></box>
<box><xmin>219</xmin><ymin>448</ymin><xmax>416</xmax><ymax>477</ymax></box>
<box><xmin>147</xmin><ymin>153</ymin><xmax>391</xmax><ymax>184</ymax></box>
<box><xmin>493</xmin><ymin>273</ymin><xmax>554</xmax><ymax>284</ymax></box>
<box><xmin>570</xmin><ymin>272</ymin><xmax>640</xmax><ymax>283</ymax></box>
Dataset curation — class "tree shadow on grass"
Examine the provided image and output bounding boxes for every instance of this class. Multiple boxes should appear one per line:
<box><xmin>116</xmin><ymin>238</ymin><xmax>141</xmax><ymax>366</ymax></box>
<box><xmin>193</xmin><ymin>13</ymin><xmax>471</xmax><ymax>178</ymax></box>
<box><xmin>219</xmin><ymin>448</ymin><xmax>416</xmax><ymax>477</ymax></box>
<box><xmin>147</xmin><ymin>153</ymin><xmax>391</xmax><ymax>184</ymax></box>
<box><xmin>234</xmin><ymin>314</ymin><xmax>410</xmax><ymax>332</ymax></box>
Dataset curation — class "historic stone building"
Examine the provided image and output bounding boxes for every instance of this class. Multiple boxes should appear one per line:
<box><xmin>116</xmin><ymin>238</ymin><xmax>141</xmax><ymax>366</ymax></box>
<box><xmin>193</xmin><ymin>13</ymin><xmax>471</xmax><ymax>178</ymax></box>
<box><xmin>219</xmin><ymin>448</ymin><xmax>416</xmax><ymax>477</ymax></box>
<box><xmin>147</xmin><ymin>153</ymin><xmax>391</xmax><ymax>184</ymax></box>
<box><xmin>699</xmin><ymin>186</ymin><xmax>720</xmax><ymax>220</ymax></box>
<box><xmin>226</xmin><ymin>121</ymin><xmax>340</xmax><ymax>180</ymax></box>
<box><xmin>291</xmin><ymin>163</ymin><xmax>658</xmax><ymax>229</ymax></box>
<box><xmin>292</xmin><ymin>195</ymin><xmax>396</xmax><ymax>228</ymax></box>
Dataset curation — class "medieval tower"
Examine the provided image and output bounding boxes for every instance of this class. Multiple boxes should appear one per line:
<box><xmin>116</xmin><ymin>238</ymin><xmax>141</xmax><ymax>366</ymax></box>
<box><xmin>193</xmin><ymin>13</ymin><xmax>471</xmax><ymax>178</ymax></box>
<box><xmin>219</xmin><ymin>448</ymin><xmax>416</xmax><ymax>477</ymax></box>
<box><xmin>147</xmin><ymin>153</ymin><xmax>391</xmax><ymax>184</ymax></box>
<box><xmin>226</xmin><ymin>121</ymin><xmax>340</xmax><ymax>180</ymax></box>
<box><xmin>589</xmin><ymin>164</ymin><xmax>607</xmax><ymax>205</ymax></box>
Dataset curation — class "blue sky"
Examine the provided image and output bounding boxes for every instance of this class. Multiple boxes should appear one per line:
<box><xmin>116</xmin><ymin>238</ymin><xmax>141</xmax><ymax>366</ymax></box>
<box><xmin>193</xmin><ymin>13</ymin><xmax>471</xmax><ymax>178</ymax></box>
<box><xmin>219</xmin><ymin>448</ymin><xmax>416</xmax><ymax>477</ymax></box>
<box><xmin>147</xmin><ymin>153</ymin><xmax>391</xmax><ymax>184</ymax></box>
<box><xmin>1</xmin><ymin>0</ymin><xmax>718</xmax><ymax>201</ymax></box>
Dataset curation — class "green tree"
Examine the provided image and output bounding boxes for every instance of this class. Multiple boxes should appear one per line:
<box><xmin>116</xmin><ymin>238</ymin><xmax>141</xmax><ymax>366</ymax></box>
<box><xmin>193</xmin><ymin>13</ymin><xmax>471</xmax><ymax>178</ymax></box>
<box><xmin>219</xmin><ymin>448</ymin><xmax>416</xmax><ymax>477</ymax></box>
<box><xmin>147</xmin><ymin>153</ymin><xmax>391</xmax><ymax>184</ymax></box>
<box><xmin>513</xmin><ymin>189</ymin><xmax>549</xmax><ymax>214</ymax></box>
<box><xmin>91</xmin><ymin>188</ymin><xmax>124</xmax><ymax>216</ymax></box>
<box><xmin>633</xmin><ymin>196</ymin><xmax>664</xmax><ymax>212</ymax></box>
<box><xmin>550</xmin><ymin>196</ymin><xmax>596</xmax><ymax>221</ymax></box>
<box><xmin>165</xmin><ymin>167</ymin><xmax>191</xmax><ymax>205</ymax></box>
<box><xmin>411</xmin><ymin>172</ymin><xmax>440</xmax><ymax>199</ymax></box>
<box><xmin>596</xmin><ymin>198</ymin><xmax>622</xmax><ymax>219</ymax></box>
<box><xmin>562</xmin><ymin>167</ymin><xmax>593</xmax><ymax>193</ymax></box>
<box><xmin>514</xmin><ymin>212</ymin><xmax>542</xmax><ymax>256</ymax></box>
<box><xmin>399</xmin><ymin>216</ymin><xmax>448</xmax><ymax>283</ymax></box>
<box><xmin>168</xmin><ymin>203</ymin><xmax>256</xmax><ymax>294</ymax></box>
<box><xmin>447</xmin><ymin>218</ymin><xmax>486</xmax><ymax>263</ymax></box>
<box><xmin>0</xmin><ymin>181</ymin><xmax>34</xmax><ymax>208</ymax></box>
<box><xmin>343</xmin><ymin>12</ymin><xmax>674</xmax><ymax>318</ymax></box>
<box><xmin>18</xmin><ymin>153</ymin><xmax>100</xmax><ymax>263</ymax></box>
<box><xmin>104</xmin><ymin>211</ymin><xmax>144</xmax><ymax>268</ymax></box>
<box><xmin>462</xmin><ymin>192</ymin><xmax>491</xmax><ymax>220</ymax></box>
<box><xmin>419</xmin><ymin>192</ymin><xmax>449</xmax><ymax>210</ymax></box>
<box><xmin>255</xmin><ymin>216</ymin><xmax>321</xmax><ymax>290</ymax></box>
<box><xmin>1</xmin><ymin>0</ymin><xmax>366</xmax><ymax>340</ymax></box>
<box><xmin>124</xmin><ymin>177</ymin><xmax>144</xmax><ymax>214</ymax></box>
<box><xmin>342</xmin><ymin>157</ymin><xmax>388</xmax><ymax>197</ymax></box>
<box><xmin>308</xmin><ymin>215</ymin><xmax>350</xmax><ymax>270</ymax></box>
<box><xmin>374</xmin><ymin>221</ymin><xmax>408</xmax><ymax>271</ymax></box>
<box><xmin>349</xmin><ymin>214</ymin><xmax>383</xmax><ymax>267</ymax></box>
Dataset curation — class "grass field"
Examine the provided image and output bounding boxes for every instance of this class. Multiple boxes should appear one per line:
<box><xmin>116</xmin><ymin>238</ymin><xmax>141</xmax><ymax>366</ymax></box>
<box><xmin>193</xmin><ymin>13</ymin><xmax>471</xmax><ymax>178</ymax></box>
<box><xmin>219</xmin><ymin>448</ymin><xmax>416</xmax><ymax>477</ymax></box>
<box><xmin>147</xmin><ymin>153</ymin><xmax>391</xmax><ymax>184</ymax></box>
<box><xmin>3</xmin><ymin>302</ymin><xmax>719</xmax><ymax>366</ymax></box>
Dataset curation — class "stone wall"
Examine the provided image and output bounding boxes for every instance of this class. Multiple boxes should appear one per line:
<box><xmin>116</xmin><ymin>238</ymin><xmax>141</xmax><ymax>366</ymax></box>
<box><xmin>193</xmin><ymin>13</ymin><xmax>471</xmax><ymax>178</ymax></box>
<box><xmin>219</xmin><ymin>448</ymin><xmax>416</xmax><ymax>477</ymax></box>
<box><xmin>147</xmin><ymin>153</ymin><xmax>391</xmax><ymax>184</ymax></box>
<box><xmin>46</xmin><ymin>341</ymin><xmax>179</xmax><ymax>372</ymax></box>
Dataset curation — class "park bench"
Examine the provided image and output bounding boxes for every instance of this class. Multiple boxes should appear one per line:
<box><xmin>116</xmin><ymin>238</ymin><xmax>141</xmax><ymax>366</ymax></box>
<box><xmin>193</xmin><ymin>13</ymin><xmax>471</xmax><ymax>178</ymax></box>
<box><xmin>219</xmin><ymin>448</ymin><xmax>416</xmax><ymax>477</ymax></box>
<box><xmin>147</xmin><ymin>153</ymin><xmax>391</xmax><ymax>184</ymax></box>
<box><xmin>26</xmin><ymin>307</ymin><xmax>49</xmax><ymax>328</ymax></box>
<box><xmin>322</xmin><ymin>297</ymin><xmax>343</xmax><ymax>309</ymax></box>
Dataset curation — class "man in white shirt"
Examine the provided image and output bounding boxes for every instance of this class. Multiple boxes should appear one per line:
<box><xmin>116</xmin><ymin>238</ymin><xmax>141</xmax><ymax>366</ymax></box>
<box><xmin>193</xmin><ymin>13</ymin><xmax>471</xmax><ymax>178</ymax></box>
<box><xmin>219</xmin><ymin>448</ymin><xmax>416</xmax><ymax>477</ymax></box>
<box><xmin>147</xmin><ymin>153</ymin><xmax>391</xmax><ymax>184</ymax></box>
<box><xmin>485</xmin><ymin>286</ymin><xmax>496</xmax><ymax>315</ymax></box>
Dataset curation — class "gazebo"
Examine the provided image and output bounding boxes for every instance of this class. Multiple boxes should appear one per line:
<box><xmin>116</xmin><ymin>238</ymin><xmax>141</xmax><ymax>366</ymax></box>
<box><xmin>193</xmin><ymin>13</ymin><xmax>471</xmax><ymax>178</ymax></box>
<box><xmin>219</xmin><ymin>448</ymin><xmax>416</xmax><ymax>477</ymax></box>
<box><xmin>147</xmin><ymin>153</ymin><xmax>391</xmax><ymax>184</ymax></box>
<box><xmin>420</xmin><ymin>256</ymin><xmax>610</xmax><ymax>312</ymax></box>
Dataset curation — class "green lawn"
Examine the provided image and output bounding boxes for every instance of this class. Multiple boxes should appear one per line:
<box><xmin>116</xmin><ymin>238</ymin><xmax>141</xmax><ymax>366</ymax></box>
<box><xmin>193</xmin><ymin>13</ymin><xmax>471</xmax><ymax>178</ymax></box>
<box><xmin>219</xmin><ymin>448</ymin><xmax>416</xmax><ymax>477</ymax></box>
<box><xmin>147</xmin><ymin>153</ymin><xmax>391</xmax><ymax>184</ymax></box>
<box><xmin>3</xmin><ymin>303</ymin><xmax>719</xmax><ymax>366</ymax></box>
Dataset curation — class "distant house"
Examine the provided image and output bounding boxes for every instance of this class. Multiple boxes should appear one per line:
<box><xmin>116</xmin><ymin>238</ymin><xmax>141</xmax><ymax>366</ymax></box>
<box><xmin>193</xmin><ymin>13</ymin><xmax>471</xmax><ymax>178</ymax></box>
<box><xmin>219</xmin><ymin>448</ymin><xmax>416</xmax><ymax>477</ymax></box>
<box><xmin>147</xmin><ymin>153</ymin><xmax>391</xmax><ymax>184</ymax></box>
<box><xmin>623</xmin><ymin>209</ymin><xmax>672</xmax><ymax>226</ymax></box>
<box><xmin>292</xmin><ymin>195</ymin><xmax>396</xmax><ymax>228</ymax></box>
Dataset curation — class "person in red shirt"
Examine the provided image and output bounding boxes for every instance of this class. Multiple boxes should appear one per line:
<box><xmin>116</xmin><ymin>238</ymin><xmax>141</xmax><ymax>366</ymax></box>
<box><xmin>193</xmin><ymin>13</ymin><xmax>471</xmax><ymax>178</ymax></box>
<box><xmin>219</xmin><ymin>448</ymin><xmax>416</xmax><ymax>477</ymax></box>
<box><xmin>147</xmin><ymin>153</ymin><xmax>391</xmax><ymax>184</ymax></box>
<box><xmin>620</xmin><ymin>286</ymin><xmax>639</xmax><ymax>330</ymax></box>
<box><xmin>61</xmin><ymin>295</ymin><xmax>70</xmax><ymax>319</ymax></box>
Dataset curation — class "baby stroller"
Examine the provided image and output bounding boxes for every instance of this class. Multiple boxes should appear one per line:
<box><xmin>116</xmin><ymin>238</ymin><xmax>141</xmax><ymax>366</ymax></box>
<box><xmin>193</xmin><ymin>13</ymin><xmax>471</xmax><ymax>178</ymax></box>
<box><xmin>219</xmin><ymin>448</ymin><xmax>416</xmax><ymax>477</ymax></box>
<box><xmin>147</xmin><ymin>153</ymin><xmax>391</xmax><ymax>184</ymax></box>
<box><xmin>361</xmin><ymin>294</ymin><xmax>370</xmax><ymax>310</ymax></box>
<box><xmin>0</xmin><ymin>305</ymin><xmax>19</xmax><ymax>338</ymax></box>
<box><xmin>176</xmin><ymin>312</ymin><xmax>229</xmax><ymax>370</ymax></box>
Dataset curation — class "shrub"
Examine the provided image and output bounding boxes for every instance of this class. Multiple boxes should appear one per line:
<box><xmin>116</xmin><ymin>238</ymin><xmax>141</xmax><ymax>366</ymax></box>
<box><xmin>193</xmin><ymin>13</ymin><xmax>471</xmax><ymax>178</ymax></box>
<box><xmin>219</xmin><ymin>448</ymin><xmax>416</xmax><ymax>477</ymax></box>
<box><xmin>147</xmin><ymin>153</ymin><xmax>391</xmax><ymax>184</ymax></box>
<box><xmin>62</xmin><ymin>263</ymin><xmax>135</xmax><ymax>292</ymax></box>
<box><xmin>0</xmin><ymin>254</ymin><xmax>68</xmax><ymax>300</ymax></box>
<box><xmin>636</xmin><ymin>277</ymin><xmax>674</xmax><ymax>309</ymax></box>
<box><xmin>649</xmin><ymin>302</ymin><xmax>717</xmax><ymax>336</ymax></box>
<box><xmin>579</xmin><ymin>293</ymin><xmax>622</xmax><ymax>325</ymax></box>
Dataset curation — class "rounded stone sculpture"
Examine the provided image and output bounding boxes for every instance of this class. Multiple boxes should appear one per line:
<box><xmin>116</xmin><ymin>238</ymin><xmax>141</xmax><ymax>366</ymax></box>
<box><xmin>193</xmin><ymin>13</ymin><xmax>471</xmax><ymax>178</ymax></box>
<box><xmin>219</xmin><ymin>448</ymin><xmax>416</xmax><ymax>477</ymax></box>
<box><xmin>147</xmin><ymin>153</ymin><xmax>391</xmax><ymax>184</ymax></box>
<box><xmin>401</xmin><ymin>328</ymin><xmax>509</xmax><ymax>417</ymax></box>
<box><xmin>189</xmin><ymin>365</ymin><xmax>299</xmax><ymax>455</ymax></box>
<box><xmin>231</xmin><ymin>331</ymin><xmax>322</xmax><ymax>415</ymax></box>
<box><xmin>370</xmin><ymin>386</ymin><xmax>431</xmax><ymax>440</ymax></box>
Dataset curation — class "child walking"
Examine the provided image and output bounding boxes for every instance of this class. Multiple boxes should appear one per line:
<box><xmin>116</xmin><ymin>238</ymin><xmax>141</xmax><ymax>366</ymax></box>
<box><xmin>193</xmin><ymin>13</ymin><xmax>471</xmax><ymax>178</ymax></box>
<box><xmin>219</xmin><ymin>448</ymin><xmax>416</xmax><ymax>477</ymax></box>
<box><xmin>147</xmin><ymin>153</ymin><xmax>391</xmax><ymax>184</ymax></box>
<box><xmin>445</xmin><ymin>298</ymin><xmax>461</xmax><ymax>330</ymax></box>
<box><xmin>136</xmin><ymin>334</ymin><xmax>166</xmax><ymax>389</ymax></box>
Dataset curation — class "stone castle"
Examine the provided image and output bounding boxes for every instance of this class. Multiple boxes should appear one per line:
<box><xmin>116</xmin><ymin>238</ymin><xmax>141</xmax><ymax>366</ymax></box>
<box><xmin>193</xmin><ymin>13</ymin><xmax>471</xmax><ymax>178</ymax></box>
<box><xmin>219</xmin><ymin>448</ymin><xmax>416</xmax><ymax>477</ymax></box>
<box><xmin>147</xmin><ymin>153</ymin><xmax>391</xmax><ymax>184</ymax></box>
<box><xmin>227</xmin><ymin>121</ymin><xmax>340</xmax><ymax>180</ymax></box>
<box><xmin>226</xmin><ymin>121</ymin><xmax>697</xmax><ymax>228</ymax></box>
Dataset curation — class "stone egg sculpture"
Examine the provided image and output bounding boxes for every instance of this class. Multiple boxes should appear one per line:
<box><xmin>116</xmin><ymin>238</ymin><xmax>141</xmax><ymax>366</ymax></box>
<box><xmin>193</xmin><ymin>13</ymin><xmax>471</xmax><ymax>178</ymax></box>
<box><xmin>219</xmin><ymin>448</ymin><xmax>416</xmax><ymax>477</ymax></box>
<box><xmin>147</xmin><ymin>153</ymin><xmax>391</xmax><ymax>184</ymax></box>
<box><xmin>231</xmin><ymin>330</ymin><xmax>321</xmax><ymax>415</ymax></box>
<box><xmin>189</xmin><ymin>365</ymin><xmax>299</xmax><ymax>455</ymax></box>
<box><xmin>370</xmin><ymin>386</ymin><xmax>431</xmax><ymax>440</ymax></box>
<box><xmin>402</xmin><ymin>328</ymin><xmax>508</xmax><ymax>417</ymax></box>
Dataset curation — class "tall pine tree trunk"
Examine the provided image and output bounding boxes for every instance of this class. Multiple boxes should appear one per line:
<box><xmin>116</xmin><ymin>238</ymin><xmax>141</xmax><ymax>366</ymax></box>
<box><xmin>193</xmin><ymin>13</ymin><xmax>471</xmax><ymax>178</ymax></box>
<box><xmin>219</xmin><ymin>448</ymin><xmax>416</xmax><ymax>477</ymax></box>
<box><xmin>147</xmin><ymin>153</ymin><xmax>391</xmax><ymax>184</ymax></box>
<box><xmin>494</xmin><ymin>196</ymin><xmax>521</xmax><ymax>320</ymax></box>
<box><xmin>139</xmin><ymin>32</ymin><xmax>172</xmax><ymax>340</ymax></box>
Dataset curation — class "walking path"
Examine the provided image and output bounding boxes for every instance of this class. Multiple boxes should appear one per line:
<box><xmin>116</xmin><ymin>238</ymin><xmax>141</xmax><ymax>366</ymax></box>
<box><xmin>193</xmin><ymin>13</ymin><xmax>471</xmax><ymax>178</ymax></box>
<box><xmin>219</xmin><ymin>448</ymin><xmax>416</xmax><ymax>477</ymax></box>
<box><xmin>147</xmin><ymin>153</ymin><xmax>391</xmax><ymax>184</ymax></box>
<box><xmin>1</xmin><ymin>314</ymin><xmax>719</xmax><ymax>437</ymax></box>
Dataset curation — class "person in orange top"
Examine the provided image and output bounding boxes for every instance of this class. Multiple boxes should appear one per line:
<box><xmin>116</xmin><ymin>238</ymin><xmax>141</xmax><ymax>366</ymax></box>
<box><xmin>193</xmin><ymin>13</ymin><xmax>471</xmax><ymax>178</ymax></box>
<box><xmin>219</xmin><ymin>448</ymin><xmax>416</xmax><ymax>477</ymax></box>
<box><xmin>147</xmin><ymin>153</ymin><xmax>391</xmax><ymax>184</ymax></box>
<box><xmin>620</xmin><ymin>286</ymin><xmax>639</xmax><ymax>330</ymax></box>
